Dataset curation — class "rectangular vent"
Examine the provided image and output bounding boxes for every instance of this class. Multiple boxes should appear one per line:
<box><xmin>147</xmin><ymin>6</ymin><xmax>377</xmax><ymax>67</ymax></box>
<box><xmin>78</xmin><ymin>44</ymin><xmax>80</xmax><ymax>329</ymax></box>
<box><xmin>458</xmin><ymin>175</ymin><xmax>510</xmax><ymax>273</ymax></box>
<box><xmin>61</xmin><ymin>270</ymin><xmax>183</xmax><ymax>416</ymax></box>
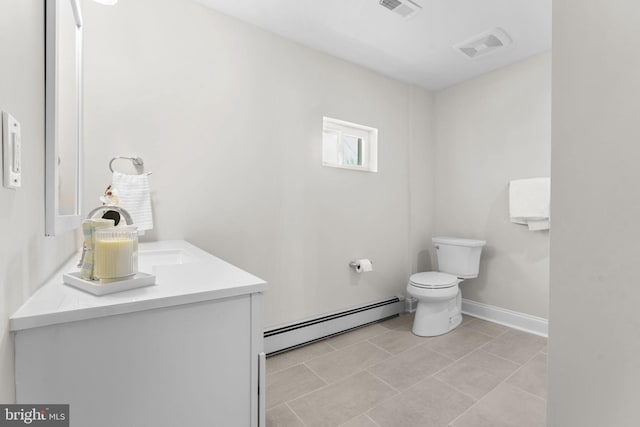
<box><xmin>379</xmin><ymin>0</ymin><xmax>422</xmax><ymax>19</ymax></box>
<box><xmin>380</xmin><ymin>0</ymin><xmax>402</xmax><ymax>10</ymax></box>
<box><xmin>454</xmin><ymin>28</ymin><xmax>512</xmax><ymax>60</ymax></box>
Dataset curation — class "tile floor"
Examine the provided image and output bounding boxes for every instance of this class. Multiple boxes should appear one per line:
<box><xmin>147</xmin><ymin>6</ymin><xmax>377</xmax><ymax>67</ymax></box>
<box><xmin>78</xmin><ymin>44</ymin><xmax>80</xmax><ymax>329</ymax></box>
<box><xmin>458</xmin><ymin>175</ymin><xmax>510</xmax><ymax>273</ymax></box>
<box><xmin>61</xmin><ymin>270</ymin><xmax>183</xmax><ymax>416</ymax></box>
<box><xmin>266</xmin><ymin>313</ymin><xmax>547</xmax><ymax>427</ymax></box>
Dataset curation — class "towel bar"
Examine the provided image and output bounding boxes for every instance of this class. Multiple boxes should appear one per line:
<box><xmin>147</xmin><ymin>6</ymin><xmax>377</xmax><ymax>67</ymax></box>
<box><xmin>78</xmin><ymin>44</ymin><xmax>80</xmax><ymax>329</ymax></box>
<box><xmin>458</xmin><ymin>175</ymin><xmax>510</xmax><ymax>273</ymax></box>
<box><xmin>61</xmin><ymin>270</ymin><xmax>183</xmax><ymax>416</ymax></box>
<box><xmin>109</xmin><ymin>156</ymin><xmax>151</xmax><ymax>175</ymax></box>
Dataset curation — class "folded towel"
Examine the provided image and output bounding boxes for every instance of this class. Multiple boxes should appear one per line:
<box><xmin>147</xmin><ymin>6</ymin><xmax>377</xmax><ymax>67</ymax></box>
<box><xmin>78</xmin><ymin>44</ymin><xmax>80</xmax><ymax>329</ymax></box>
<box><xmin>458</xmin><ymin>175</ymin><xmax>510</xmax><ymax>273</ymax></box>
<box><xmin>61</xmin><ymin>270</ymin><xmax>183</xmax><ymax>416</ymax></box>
<box><xmin>111</xmin><ymin>171</ymin><xmax>154</xmax><ymax>231</ymax></box>
<box><xmin>527</xmin><ymin>219</ymin><xmax>550</xmax><ymax>231</ymax></box>
<box><xmin>509</xmin><ymin>177</ymin><xmax>550</xmax><ymax>231</ymax></box>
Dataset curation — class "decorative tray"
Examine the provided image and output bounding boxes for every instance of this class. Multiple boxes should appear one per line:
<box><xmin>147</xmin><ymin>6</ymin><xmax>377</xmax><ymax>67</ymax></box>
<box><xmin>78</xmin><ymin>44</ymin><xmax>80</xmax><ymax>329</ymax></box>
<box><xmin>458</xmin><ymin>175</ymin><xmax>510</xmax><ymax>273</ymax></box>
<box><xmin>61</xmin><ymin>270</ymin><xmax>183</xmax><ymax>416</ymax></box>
<box><xmin>63</xmin><ymin>272</ymin><xmax>156</xmax><ymax>296</ymax></box>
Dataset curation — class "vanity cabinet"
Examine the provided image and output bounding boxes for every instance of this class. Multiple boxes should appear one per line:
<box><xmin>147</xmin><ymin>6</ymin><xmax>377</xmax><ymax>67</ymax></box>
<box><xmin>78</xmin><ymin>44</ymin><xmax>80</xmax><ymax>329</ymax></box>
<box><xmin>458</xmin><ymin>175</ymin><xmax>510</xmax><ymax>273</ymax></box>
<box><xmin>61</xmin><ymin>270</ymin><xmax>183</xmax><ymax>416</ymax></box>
<box><xmin>11</xmin><ymin>241</ymin><xmax>266</xmax><ymax>427</ymax></box>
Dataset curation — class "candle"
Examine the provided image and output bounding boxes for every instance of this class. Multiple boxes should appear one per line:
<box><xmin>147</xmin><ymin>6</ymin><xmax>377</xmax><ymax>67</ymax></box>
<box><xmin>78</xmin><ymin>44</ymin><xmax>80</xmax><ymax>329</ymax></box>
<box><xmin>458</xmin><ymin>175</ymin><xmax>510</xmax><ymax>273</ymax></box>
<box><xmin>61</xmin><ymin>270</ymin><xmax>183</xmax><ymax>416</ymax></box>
<box><xmin>94</xmin><ymin>228</ymin><xmax>138</xmax><ymax>282</ymax></box>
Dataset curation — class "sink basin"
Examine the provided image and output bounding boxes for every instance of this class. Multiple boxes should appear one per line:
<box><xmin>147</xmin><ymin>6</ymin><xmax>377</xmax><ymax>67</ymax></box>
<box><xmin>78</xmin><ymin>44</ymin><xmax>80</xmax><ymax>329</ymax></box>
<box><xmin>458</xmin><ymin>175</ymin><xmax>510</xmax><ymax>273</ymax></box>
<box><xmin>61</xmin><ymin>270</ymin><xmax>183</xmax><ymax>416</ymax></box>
<box><xmin>138</xmin><ymin>248</ymin><xmax>199</xmax><ymax>272</ymax></box>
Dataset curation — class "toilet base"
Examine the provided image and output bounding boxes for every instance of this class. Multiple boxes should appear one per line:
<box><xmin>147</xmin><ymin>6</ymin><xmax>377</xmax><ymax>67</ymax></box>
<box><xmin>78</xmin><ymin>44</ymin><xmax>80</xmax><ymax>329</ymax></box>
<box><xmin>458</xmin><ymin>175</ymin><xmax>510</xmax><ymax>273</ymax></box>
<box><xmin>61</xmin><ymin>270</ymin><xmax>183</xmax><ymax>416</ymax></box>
<box><xmin>410</xmin><ymin>288</ymin><xmax>462</xmax><ymax>337</ymax></box>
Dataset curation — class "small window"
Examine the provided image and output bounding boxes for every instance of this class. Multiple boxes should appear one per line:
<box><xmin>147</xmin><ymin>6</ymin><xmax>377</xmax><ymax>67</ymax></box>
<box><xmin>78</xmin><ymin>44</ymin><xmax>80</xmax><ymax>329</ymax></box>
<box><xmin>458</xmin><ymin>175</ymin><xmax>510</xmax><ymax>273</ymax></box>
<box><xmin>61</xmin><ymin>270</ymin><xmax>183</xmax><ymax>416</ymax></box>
<box><xmin>322</xmin><ymin>117</ymin><xmax>378</xmax><ymax>172</ymax></box>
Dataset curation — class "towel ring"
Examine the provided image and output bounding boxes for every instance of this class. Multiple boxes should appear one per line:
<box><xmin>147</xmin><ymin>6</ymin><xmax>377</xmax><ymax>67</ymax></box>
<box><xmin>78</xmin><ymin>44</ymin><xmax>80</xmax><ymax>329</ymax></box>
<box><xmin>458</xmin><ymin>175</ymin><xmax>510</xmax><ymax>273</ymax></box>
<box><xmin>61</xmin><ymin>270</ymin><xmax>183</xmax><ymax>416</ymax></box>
<box><xmin>109</xmin><ymin>156</ymin><xmax>151</xmax><ymax>175</ymax></box>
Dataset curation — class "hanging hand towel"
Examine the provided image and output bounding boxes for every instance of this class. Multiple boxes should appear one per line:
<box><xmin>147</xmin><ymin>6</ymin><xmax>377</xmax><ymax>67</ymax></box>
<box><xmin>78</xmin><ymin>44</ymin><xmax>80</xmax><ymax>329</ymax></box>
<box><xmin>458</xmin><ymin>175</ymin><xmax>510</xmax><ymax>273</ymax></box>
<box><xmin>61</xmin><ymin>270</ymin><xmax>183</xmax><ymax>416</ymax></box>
<box><xmin>509</xmin><ymin>177</ymin><xmax>550</xmax><ymax>231</ymax></box>
<box><xmin>111</xmin><ymin>171</ymin><xmax>154</xmax><ymax>231</ymax></box>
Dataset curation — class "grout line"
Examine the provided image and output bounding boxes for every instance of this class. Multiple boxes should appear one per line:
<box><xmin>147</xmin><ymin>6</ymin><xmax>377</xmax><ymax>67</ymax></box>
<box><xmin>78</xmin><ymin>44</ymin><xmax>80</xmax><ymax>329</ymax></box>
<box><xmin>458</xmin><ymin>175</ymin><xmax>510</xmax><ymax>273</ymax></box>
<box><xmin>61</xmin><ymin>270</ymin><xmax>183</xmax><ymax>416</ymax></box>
<box><xmin>363</xmin><ymin>413</ymin><xmax>383</xmax><ymax>427</ymax></box>
<box><xmin>506</xmin><ymin>381</ymin><xmax>547</xmax><ymax>402</ymax></box>
<box><xmin>325</xmin><ymin>340</ymin><xmax>340</xmax><ymax>351</ymax></box>
<box><xmin>366</xmin><ymin>338</ymin><xmax>399</xmax><ymax>355</ymax></box>
<box><xmin>302</xmin><ymin>340</ymin><xmax>397</xmax><ymax>384</ymax></box>
<box><xmin>423</xmin><ymin>344</ymin><xmax>458</xmax><ymax>361</ymax></box>
<box><xmin>476</xmin><ymin>347</ymin><xmax>524</xmax><ymax>367</ymax></box>
<box><xmin>430</xmin><ymin>376</ymin><xmax>479</xmax><ymax>403</ymax></box>
<box><xmin>427</xmin><ymin>356</ymin><xmax>458</xmax><ymax>378</ymax></box>
<box><xmin>284</xmin><ymin>401</ymin><xmax>309</xmax><ymax>427</ymax></box>
<box><xmin>447</xmin><ymin>401</ymin><xmax>477</xmax><ymax>426</ymax></box>
<box><xmin>337</xmin><ymin>412</ymin><xmax>384</xmax><ymax>427</ymax></box>
<box><xmin>301</xmin><ymin>362</ymin><xmax>332</xmax><ymax>386</ymax></box>
<box><xmin>265</xmin><ymin>341</ymin><xmax>338</xmax><ymax>376</ymax></box>
<box><xmin>286</xmin><ymin>359</ymin><xmax>399</xmax><ymax>407</ymax></box>
<box><xmin>359</xmin><ymin>388</ymin><xmax>402</xmax><ymax>424</ymax></box>
<box><xmin>364</xmin><ymin>367</ymin><xmax>403</xmax><ymax>395</ymax></box>
<box><xmin>423</xmin><ymin>333</ymin><xmax>495</xmax><ymax>363</ymax></box>
<box><xmin>266</xmin><ymin>361</ymin><xmax>308</xmax><ymax>377</ymax></box>
<box><xmin>494</xmin><ymin>341</ymin><xmax>546</xmax><ymax>367</ymax></box>
<box><xmin>332</xmin><ymin>330</ymin><xmax>395</xmax><ymax>353</ymax></box>
<box><xmin>446</xmin><ymin>378</ymin><xmax>504</xmax><ymax>426</ymax></box>
<box><xmin>304</xmin><ymin>341</ymin><xmax>339</xmax><ymax>362</ymax></box>
<box><xmin>282</xmin><ymin>367</ymin><xmax>331</xmax><ymax>403</ymax></box>
<box><xmin>500</xmin><ymin>356</ymin><xmax>548</xmax><ymax>401</ymax></box>
<box><xmin>462</xmin><ymin>316</ymin><xmax>513</xmax><ymax>338</ymax></box>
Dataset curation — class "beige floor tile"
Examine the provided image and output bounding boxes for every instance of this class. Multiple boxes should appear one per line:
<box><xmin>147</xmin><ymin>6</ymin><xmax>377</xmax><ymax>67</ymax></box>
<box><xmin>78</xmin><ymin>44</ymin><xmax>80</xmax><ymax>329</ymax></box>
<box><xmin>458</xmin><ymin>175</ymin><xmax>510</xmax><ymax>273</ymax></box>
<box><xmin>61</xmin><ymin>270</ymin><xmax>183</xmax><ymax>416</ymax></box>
<box><xmin>461</xmin><ymin>314</ymin><xmax>474</xmax><ymax>325</ymax></box>
<box><xmin>379</xmin><ymin>313</ymin><xmax>415</xmax><ymax>331</ymax></box>
<box><xmin>305</xmin><ymin>341</ymin><xmax>392</xmax><ymax>383</ymax></box>
<box><xmin>369</xmin><ymin>329</ymin><xmax>425</xmax><ymax>354</ymax></box>
<box><xmin>481</xmin><ymin>330</ymin><xmax>547</xmax><ymax>364</ymax></box>
<box><xmin>266</xmin><ymin>318</ymin><xmax>548</xmax><ymax>427</ymax></box>
<box><xmin>340</xmin><ymin>414</ymin><xmax>380</xmax><ymax>427</ymax></box>
<box><xmin>266</xmin><ymin>404</ymin><xmax>305</xmax><ymax>427</ymax></box>
<box><xmin>327</xmin><ymin>324</ymin><xmax>389</xmax><ymax>349</ymax></box>
<box><xmin>368</xmin><ymin>377</ymin><xmax>475</xmax><ymax>427</ymax></box>
<box><xmin>267</xmin><ymin>340</ymin><xmax>335</xmax><ymax>374</ymax></box>
<box><xmin>435</xmin><ymin>349</ymin><xmax>520</xmax><ymax>399</ymax></box>
<box><xmin>450</xmin><ymin>383</ymin><xmax>546</xmax><ymax>427</ymax></box>
<box><xmin>449</xmin><ymin>411</ymin><xmax>498</xmax><ymax>427</ymax></box>
<box><xmin>368</xmin><ymin>344</ymin><xmax>454</xmax><ymax>390</ymax></box>
<box><xmin>462</xmin><ymin>318</ymin><xmax>510</xmax><ymax>337</ymax></box>
<box><xmin>289</xmin><ymin>371</ymin><xmax>397</xmax><ymax>427</ymax></box>
<box><xmin>266</xmin><ymin>364</ymin><xmax>326</xmax><ymax>409</ymax></box>
<box><xmin>507</xmin><ymin>352</ymin><xmax>548</xmax><ymax>399</ymax></box>
<box><xmin>423</xmin><ymin>327</ymin><xmax>493</xmax><ymax>360</ymax></box>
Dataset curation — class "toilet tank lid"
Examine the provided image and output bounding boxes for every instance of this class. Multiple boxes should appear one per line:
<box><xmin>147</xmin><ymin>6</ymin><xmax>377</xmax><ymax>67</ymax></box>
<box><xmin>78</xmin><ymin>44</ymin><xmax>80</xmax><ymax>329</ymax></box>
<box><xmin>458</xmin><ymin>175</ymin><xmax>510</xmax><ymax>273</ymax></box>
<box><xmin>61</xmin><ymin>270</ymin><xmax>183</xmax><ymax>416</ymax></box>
<box><xmin>432</xmin><ymin>236</ymin><xmax>487</xmax><ymax>247</ymax></box>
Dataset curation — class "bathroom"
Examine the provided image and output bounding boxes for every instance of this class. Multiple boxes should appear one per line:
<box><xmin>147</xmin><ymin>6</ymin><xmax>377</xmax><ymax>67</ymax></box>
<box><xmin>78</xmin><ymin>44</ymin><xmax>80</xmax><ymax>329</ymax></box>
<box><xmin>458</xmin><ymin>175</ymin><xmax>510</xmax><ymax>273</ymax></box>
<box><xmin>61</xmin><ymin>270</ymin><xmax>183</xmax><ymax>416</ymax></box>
<box><xmin>1</xmin><ymin>0</ymin><xmax>640</xmax><ymax>426</ymax></box>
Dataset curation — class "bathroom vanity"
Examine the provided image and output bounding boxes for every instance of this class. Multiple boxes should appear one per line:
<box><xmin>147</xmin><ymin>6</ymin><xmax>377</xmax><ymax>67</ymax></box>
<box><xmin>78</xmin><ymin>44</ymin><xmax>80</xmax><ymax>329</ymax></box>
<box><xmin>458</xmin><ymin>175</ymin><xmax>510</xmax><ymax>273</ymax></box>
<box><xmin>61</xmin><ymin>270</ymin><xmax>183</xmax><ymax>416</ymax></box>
<box><xmin>11</xmin><ymin>240</ymin><xmax>266</xmax><ymax>427</ymax></box>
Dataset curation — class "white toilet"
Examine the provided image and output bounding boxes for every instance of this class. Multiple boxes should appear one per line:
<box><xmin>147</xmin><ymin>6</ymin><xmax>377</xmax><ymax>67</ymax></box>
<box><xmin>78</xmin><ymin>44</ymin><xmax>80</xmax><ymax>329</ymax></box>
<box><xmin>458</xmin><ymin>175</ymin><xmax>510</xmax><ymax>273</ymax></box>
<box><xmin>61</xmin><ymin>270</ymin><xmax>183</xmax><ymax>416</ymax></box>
<box><xmin>407</xmin><ymin>236</ymin><xmax>486</xmax><ymax>337</ymax></box>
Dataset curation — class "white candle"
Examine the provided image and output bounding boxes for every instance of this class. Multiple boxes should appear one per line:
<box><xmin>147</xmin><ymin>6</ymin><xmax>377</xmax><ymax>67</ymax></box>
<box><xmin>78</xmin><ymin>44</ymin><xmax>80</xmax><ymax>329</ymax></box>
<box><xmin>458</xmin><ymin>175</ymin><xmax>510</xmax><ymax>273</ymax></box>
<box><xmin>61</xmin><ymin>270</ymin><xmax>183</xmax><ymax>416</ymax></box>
<box><xmin>94</xmin><ymin>232</ymin><xmax>138</xmax><ymax>281</ymax></box>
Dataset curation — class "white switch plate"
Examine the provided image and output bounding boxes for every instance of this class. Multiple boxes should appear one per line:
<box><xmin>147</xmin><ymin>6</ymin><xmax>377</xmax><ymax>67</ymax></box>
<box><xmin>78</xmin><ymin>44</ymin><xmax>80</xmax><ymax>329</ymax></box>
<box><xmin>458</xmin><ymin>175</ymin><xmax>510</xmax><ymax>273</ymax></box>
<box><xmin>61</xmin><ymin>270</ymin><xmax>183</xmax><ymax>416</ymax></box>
<box><xmin>2</xmin><ymin>111</ymin><xmax>22</xmax><ymax>189</ymax></box>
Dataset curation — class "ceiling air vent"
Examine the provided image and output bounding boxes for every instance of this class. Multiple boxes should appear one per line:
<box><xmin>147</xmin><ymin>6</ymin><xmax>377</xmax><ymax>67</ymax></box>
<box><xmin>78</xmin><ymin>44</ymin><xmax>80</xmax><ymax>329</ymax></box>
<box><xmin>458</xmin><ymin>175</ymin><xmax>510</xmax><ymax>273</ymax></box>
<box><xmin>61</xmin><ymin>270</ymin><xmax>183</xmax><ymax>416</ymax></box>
<box><xmin>454</xmin><ymin>28</ymin><xmax>512</xmax><ymax>59</ymax></box>
<box><xmin>379</xmin><ymin>0</ymin><xmax>422</xmax><ymax>19</ymax></box>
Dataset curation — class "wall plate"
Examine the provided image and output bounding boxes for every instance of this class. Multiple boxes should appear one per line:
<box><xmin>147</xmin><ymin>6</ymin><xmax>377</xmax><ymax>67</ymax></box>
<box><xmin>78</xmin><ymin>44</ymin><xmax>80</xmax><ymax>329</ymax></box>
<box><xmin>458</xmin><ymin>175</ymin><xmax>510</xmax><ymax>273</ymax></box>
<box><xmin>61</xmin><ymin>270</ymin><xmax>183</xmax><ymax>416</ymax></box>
<box><xmin>2</xmin><ymin>111</ymin><xmax>22</xmax><ymax>189</ymax></box>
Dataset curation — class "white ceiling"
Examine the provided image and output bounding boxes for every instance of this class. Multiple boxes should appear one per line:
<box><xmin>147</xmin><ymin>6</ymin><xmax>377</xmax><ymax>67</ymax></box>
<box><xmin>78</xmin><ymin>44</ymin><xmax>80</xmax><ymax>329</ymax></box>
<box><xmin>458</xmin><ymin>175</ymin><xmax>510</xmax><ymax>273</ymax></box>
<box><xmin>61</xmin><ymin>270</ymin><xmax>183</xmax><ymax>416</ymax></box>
<box><xmin>195</xmin><ymin>0</ymin><xmax>551</xmax><ymax>91</ymax></box>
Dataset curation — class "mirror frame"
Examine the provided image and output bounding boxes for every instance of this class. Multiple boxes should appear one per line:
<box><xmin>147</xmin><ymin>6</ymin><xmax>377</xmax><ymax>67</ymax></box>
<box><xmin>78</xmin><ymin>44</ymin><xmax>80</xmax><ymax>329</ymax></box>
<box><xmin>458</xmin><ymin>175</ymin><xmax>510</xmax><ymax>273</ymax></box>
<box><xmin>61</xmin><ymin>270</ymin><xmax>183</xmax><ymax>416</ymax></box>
<box><xmin>45</xmin><ymin>0</ymin><xmax>84</xmax><ymax>236</ymax></box>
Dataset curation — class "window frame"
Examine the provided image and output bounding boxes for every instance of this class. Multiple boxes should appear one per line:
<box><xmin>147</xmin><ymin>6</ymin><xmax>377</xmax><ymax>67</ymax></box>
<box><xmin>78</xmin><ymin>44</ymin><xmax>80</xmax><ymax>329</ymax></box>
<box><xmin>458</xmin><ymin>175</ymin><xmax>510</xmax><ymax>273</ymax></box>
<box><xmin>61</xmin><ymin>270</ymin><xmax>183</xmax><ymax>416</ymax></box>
<box><xmin>322</xmin><ymin>117</ymin><xmax>378</xmax><ymax>172</ymax></box>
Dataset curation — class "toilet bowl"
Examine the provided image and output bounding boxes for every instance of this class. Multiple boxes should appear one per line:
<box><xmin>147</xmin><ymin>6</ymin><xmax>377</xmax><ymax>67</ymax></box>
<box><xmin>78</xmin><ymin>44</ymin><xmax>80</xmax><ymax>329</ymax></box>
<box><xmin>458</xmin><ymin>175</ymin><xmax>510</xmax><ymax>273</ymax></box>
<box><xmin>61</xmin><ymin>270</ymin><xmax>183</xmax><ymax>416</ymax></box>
<box><xmin>408</xmin><ymin>237</ymin><xmax>486</xmax><ymax>337</ymax></box>
<box><xmin>407</xmin><ymin>272</ymin><xmax>462</xmax><ymax>337</ymax></box>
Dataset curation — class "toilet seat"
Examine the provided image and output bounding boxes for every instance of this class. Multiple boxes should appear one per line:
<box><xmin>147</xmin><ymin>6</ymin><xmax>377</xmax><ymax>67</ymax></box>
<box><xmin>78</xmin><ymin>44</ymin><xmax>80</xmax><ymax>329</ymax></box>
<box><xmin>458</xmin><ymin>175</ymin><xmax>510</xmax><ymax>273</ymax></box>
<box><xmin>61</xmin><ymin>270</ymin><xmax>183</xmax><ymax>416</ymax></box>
<box><xmin>409</xmin><ymin>272</ymin><xmax>458</xmax><ymax>289</ymax></box>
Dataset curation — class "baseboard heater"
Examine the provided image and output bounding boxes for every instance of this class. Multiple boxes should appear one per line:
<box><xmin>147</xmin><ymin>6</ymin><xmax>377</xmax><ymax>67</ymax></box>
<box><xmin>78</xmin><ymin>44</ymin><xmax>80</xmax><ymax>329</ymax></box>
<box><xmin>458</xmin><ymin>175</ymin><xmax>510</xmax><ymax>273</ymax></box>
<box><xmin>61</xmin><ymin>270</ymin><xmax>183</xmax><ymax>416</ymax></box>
<box><xmin>264</xmin><ymin>296</ymin><xmax>405</xmax><ymax>356</ymax></box>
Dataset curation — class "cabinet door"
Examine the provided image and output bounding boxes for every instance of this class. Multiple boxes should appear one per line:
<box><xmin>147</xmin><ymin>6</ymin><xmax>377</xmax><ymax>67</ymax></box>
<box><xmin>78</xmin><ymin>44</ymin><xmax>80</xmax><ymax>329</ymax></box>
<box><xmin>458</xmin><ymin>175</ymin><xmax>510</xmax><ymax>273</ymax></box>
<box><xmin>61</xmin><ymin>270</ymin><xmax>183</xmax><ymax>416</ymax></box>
<box><xmin>16</xmin><ymin>295</ymin><xmax>252</xmax><ymax>427</ymax></box>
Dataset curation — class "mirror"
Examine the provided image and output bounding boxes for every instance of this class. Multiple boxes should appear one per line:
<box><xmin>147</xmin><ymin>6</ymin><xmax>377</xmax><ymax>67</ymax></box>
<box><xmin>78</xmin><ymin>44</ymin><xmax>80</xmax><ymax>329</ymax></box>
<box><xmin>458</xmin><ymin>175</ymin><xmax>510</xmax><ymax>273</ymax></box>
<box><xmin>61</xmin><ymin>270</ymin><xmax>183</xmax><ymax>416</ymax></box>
<box><xmin>45</xmin><ymin>0</ymin><xmax>83</xmax><ymax>236</ymax></box>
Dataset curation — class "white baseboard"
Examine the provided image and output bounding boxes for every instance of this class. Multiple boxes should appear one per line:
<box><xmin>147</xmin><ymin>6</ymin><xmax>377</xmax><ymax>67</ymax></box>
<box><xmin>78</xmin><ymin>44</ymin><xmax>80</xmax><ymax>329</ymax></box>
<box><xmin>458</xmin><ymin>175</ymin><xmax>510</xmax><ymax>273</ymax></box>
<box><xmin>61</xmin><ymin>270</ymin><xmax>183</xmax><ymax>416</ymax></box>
<box><xmin>461</xmin><ymin>298</ymin><xmax>548</xmax><ymax>337</ymax></box>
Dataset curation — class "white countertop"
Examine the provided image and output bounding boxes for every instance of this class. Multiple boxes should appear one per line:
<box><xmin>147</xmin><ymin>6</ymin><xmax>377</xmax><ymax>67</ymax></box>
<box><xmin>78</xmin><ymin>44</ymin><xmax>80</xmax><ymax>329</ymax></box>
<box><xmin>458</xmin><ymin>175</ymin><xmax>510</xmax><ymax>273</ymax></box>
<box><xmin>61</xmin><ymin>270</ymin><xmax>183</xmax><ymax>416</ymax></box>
<box><xmin>10</xmin><ymin>240</ymin><xmax>266</xmax><ymax>331</ymax></box>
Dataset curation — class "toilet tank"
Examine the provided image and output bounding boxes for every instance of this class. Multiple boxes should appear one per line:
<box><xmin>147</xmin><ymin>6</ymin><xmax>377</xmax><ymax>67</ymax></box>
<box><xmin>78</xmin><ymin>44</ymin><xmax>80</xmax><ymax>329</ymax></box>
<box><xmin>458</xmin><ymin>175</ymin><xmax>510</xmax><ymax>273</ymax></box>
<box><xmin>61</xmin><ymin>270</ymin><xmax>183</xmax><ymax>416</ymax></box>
<box><xmin>433</xmin><ymin>236</ymin><xmax>486</xmax><ymax>279</ymax></box>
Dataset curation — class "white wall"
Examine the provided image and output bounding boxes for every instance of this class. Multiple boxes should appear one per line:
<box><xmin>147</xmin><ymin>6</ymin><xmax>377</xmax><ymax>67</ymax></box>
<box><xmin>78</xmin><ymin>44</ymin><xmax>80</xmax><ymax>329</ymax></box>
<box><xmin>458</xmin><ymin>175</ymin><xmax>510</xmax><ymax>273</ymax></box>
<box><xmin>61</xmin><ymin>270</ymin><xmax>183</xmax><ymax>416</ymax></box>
<box><xmin>548</xmin><ymin>1</ymin><xmax>640</xmax><ymax>425</ymax></box>
<box><xmin>82</xmin><ymin>0</ymin><xmax>435</xmax><ymax>328</ymax></box>
<box><xmin>409</xmin><ymin>88</ymin><xmax>437</xmax><ymax>274</ymax></box>
<box><xmin>434</xmin><ymin>52</ymin><xmax>551</xmax><ymax>319</ymax></box>
<box><xmin>0</xmin><ymin>0</ymin><xmax>79</xmax><ymax>402</ymax></box>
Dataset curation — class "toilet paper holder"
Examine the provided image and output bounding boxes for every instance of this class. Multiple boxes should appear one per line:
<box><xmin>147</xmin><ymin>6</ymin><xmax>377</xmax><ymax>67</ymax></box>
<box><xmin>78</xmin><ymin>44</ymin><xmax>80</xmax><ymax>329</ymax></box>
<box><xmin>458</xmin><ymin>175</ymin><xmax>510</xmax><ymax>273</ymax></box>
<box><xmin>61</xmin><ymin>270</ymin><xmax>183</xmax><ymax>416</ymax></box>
<box><xmin>349</xmin><ymin>259</ymin><xmax>373</xmax><ymax>272</ymax></box>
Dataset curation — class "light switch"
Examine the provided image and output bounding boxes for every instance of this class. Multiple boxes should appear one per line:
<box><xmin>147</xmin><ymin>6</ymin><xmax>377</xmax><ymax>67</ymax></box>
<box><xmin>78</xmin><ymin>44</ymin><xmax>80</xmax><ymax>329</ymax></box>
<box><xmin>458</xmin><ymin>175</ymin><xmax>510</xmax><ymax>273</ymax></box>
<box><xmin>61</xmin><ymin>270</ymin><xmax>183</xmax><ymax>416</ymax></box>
<box><xmin>2</xmin><ymin>111</ymin><xmax>22</xmax><ymax>189</ymax></box>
